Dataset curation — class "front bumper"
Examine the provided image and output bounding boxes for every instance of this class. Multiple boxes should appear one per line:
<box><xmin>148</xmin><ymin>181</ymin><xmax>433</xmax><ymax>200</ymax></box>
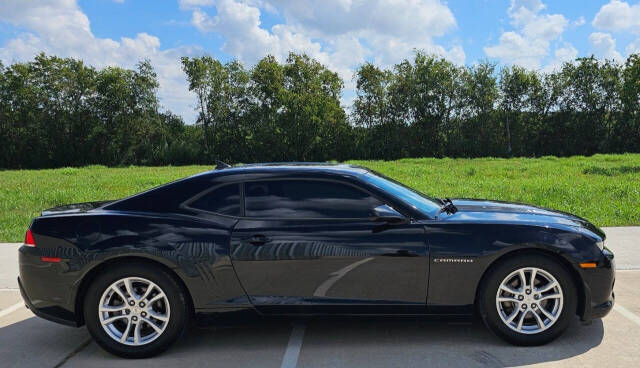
<box><xmin>579</xmin><ymin>247</ymin><xmax>615</xmax><ymax>321</ymax></box>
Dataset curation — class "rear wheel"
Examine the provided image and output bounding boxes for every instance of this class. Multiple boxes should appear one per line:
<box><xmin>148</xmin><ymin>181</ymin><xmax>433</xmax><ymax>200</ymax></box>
<box><xmin>478</xmin><ymin>254</ymin><xmax>577</xmax><ymax>345</ymax></box>
<box><xmin>83</xmin><ymin>262</ymin><xmax>189</xmax><ymax>358</ymax></box>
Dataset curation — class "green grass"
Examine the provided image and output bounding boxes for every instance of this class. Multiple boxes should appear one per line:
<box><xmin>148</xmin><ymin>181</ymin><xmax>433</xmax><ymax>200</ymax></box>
<box><xmin>0</xmin><ymin>165</ymin><xmax>210</xmax><ymax>242</ymax></box>
<box><xmin>2</xmin><ymin>154</ymin><xmax>640</xmax><ymax>242</ymax></box>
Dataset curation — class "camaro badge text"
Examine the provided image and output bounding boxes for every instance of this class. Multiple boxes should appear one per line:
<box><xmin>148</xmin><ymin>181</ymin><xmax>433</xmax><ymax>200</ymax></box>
<box><xmin>434</xmin><ymin>258</ymin><xmax>474</xmax><ymax>263</ymax></box>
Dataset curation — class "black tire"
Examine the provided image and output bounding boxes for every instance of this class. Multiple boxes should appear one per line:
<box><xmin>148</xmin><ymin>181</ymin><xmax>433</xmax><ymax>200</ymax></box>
<box><xmin>83</xmin><ymin>262</ymin><xmax>189</xmax><ymax>358</ymax></box>
<box><xmin>477</xmin><ymin>253</ymin><xmax>577</xmax><ymax>346</ymax></box>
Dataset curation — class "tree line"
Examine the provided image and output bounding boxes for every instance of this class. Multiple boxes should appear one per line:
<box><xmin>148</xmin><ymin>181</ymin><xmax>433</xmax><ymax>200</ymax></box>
<box><xmin>354</xmin><ymin>52</ymin><xmax>640</xmax><ymax>159</ymax></box>
<box><xmin>1</xmin><ymin>52</ymin><xmax>639</xmax><ymax>169</ymax></box>
<box><xmin>0</xmin><ymin>54</ymin><xmax>197</xmax><ymax>168</ymax></box>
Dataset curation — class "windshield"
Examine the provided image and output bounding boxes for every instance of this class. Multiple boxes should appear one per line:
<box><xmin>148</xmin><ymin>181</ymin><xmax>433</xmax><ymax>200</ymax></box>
<box><xmin>363</xmin><ymin>171</ymin><xmax>441</xmax><ymax>218</ymax></box>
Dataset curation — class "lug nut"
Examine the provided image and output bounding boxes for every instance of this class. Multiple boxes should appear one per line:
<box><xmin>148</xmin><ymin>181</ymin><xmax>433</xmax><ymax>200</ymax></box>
<box><xmin>139</xmin><ymin>302</ymin><xmax>145</xmax><ymax>307</ymax></box>
<box><xmin>532</xmin><ymin>303</ymin><xmax>537</xmax><ymax>309</ymax></box>
<box><xmin>132</xmin><ymin>316</ymin><xmax>138</xmax><ymax>321</ymax></box>
<box><xmin>521</xmin><ymin>304</ymin><xmax>527</xmax><ymax>310</ymax></box>
<box><xmin>129</xmin><ymin>300</ymin><xmax>135</xmax><ymax>306</ymax></box>
<box><xmin>141</xmin><ymin>312</ymin><xmax>147</xmax><ymax>317</ymax></box>
<box><xmin>518</xmin><ymin>295</ymin><xmax>524</xmax><ymax>301</ymax></box>
<box><xmin>526</xmin><ymin>289</ymin><xmax>531</xmax><ymax>295</ymax></box>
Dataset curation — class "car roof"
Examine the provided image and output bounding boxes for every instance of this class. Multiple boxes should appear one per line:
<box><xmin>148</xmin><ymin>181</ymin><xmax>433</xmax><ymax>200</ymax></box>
<box><xmin>103</xmin><ymin>163</ymin><xmax>377</xmax><ymax>214</ymax></box>
<box><xmin>203</xmin><ymin>162</ymin><xmax>372</xmax><ymax>177</ymax></box>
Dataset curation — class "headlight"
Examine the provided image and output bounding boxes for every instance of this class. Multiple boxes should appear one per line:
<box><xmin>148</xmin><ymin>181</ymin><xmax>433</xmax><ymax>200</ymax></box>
<box><xmin>596</xmin><ymin>240</ymin><xmax>604</xmax><ymax>251</ymax></box>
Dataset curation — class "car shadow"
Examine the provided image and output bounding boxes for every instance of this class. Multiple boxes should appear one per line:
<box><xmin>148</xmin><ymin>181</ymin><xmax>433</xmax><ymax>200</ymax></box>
<box><xmin>0</xmin><ymin>313</ymin><xmax>91</xmax><ymax>367</ymax></box>
<box><xmin>295</xmin><ymin>316</ymin><xmax>605</xmax><ymax>367</ymax></box>
<box><xmin>0</xmin><ymin>315</ymin><xmax>604</xmax><ymax>367</ymax></box>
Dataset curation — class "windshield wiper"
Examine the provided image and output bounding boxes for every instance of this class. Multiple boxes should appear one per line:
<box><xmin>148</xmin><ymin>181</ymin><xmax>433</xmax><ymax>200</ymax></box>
<box><xmin>435</xmin><ymin>197</ymin><xmax>457</xmax><ymax>219</ymax></box>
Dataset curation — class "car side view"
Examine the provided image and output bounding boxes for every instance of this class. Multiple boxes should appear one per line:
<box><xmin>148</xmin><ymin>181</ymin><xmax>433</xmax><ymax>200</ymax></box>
<box><xmin>18</xmin><ymin>163</ymin><xmax>615</xmax><ymax>358</ymax></box>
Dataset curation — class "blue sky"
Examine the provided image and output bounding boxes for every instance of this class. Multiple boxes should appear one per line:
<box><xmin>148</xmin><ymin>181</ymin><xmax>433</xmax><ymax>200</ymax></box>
<box><xmin>1</xmin><ymin>0</ymin><xmax>639</xmax><ymax>123</ymax></box>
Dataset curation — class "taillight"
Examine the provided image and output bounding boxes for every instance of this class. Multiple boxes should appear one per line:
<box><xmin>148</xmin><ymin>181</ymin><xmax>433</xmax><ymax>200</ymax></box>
<box><xmin>24</xmin><ymin>228</ymin><xmax>61</xmax><ymax>262</ymax></box>
<box><xmin>24</xmin><ymin>229</ymin><xmax>36</xmax><ymax>247</ymax></box>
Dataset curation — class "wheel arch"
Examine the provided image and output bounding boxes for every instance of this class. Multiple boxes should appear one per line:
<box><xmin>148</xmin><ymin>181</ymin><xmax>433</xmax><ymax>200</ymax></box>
<box><xmin>473</xmin><ymin>247</ymin><xmax>586</xmax><ymax>317</ymax></box>
<box><xmin>74</xmin><ymin>255</ymin><xmax>195</xmax><ymax>326</ymax></box>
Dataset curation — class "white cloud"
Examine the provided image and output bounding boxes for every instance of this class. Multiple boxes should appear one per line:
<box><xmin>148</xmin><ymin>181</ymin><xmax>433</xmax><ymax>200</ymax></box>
<box><xmin>554</xmin><ymin>44</ymin><xmax>579</xmax><ymax>61</ymax></box>
<box><xmin>626</xmin><ymin>39</ymin><xmax>640</xmax><ymax>54</ymax></box>
<box><xmin>593</xmin><ymin>1</ymin><xmax>640</xmax><ymax>59</ymax></box>
<box><xmin>191</xmin><ymin>1</ymin><xmax>326</xmax><ymax>64</ymax></box>
<box><xmin>573</xmin><ymin>16</ymin><xmax>585</xmax><ymax>27</ymax></box>
<box><xmin>0</xmin><ymin>0</ymin><xmax>198</xmax><ymax>121</ymax></box>
<box><xmin>271</xmin><ymin>0</ymin><xmax>464</xmax><ymax>66</ymax></box>
<box><xmin>589</xmin><ymin>32</ymin><xmax>623</xmax><ymax>61</ymax></box>
<box><xmin>184</xmin><ymin>0</ymin><xmax>464</xmax><ymax>92</ymax></box>
<box><xmin>592</xmin><ymin>0</ymin><xmax>640</xmax><ymax>33</ymax></box>
<box><xmin>484</xmin><ymin>0</ymin><xmax>570</xmax><ymax>69</ymax></box>
<box><xmin>543</xmin><ymin>43</ymin><xmax>578</xmax><ymax>72</ymax></box>
<box><xmin>485</xmin><ymin>32</ymin><xmax>545</xmax><ymax>69</ymax></box>
<box><xmin>189</xmin><ymin>0</ymin><xmax>355</xmax><ymax>84</ymax></box>
<box><xmin>268</xmin><ymin>0</ymin><xmax>456</xmax><ymax>40</ymax></box>
<box><xmin>179</xmin><ymin>0</ymin><xmax>215</xmax><ymax>9</ymax></box>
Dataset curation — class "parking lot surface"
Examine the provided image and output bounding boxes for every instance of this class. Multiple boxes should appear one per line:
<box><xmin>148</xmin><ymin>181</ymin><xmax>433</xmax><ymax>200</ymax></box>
<box><xmin>1</xmin><ymin>227</ymin><xmax>638</xmax><ymax>367</ymax></box>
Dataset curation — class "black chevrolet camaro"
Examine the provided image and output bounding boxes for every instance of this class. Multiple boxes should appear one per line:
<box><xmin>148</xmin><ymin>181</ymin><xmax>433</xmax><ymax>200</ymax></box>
<box><xmin>18</xmin><ymin>163</ymin><xmax>615</xmax><ymax>358</ymax></box>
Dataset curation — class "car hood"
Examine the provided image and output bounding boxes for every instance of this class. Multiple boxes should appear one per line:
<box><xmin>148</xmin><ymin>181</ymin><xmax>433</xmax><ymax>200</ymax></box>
<box><xmin>440</xmin><ymin>199</ymin><xmax>605</xmax><ymax>239</ymax></box>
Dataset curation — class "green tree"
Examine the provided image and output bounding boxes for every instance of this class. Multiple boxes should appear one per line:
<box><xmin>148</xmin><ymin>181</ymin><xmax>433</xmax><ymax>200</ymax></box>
<box><xmin>459</xmin><ymin>61</ymin><xmax>499</xmax><ymax>156</ymax></box>
<box><xmin>3</xmin><ymin>51</ymin><xmax>640</xmax><ymax>168</ymax></box>
<box><xmin>499</xmin><ymin>65</ymin><xmax>540</xmax><ymax>155</ymax></box>
<box><xmin>0</xmin><ymin>54</ymin><xmax>189</xmax><ymax>168</ymax></box>
<box><xmin>619</xmin><ymin>54</ymin><xmax>640</xmax><ymax>152</ymax></box>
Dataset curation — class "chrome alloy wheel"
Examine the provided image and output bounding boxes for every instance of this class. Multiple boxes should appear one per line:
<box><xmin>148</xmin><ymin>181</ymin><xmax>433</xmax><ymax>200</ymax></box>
<box><xmin>98</xmin><ymin>277</ymin><xmax>170</xmax><ymax>346</ymax></box>
<box><xmin>496</xmin><ymin>267</ymin><xmax>563</xmax><ymax>334</ymax></box>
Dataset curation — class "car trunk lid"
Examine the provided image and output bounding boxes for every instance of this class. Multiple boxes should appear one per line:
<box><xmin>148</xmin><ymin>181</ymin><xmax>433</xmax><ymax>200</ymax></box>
<box><xmin>41</xmin><ymin>200</ymin><xmax>114</xmax><ymax>216</ymax></box>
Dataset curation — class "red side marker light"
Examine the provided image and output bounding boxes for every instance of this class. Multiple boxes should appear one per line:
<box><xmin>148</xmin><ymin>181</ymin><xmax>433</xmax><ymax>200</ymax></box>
<box><xmin>40</xmin><ymin>257</ymin><xmax>61</xmax><ymax>263</ymax></box>
<box><xmin>24</xmin><ymin>229</ymin><xmax>36</xmax><ymax>247</ymax></box>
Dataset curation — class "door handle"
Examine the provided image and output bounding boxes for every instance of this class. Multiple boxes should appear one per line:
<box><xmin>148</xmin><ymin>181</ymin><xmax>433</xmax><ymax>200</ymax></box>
<box><xmin>246</xmin><ymin>235</ymin><xmax>270</xmax><ymax>246</ymax></box>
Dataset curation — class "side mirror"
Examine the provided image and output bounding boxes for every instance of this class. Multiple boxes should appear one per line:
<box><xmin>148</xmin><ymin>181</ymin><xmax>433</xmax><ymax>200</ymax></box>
<box><xmin>369</xmin><ymin>204</ymin><xmax>407</xmax><ymax>224</ymax></box>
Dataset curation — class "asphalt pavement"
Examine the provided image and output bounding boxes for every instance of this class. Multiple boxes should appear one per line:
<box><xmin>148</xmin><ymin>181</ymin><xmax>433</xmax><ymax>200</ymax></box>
<box><xmin>0</xmin><ymin>226</ymin><xmax>638</xmax><ymax>367</ymax></box>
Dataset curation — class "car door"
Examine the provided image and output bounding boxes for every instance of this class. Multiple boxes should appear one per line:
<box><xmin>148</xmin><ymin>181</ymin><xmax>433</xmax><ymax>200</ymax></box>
<box><xmin>230</xmin><ymin>178</ymin><xmax>429</xmax><ymax>314</ymax></box>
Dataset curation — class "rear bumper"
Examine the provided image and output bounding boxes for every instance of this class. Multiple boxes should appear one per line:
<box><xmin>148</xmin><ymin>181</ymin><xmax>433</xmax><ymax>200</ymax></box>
<box><xmin>18</xmin><ymin>277</ymin><xmax>79</xmax><ymax>327</ymax></box>
<box><xmin>579</xmin><ymin>247</ymin><xmax>615</xmax><ymax>321</ymax></box>
<box><xmin>18</xmin><ymin>246</ymin><xmax>81</xmax><ymax>327</ymax></box>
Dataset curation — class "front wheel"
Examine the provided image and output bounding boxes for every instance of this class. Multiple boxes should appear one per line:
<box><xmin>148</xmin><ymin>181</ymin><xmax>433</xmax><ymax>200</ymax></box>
<box><xmin>478</xmin><ymin>254</ymin><xmax>577</xmax><ymax>346</ymax></box>
<box><xmin>83</xmin><ymin>262</ymin><xmax>189</xmax><ymax>358</ymax></box>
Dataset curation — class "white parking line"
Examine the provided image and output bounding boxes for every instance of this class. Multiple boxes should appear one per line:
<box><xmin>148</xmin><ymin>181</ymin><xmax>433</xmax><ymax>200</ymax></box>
<box><xmin>280</xmin><ymin>323</ymin><xmax>306</xmax><ymax>368</ymax></box>
<box><xmin>614</xmin><ymin>304</ymin><xmax>640</xmax><ymax>326</ymax></box>
<box><xmin>0</xmin><ymin>302</ymin><xmax>24</xmax><ymax>318</ymax></box>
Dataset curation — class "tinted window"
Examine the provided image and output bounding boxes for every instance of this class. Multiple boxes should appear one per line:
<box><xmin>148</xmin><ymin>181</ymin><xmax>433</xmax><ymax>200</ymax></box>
<box><xmin>244</xmin><ymin>180</ymin><xmax>382</xmax><ymax>218</ymax></box>
<box><xmin>189</xmin><ymin>184</ymin><xmax>241</xmax><ymax>216</ymax></box>
<box><xmin>363</xmin><ymin>171</ymin><xmax>441</xmax><ymax>217</ymax></box>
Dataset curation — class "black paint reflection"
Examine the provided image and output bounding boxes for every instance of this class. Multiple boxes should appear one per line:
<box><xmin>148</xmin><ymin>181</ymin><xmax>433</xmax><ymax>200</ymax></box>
<box><xmin>230</xmin><ymin>218</ymin><xmax>429</xmax><ymax>309</ymax></box>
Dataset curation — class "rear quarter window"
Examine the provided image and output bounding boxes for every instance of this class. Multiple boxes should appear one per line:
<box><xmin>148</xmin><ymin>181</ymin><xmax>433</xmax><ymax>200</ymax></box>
<box><xmin>187</xmin><ymin>183</ymin><xmax>241</xmax><ymax>216</ymax></box>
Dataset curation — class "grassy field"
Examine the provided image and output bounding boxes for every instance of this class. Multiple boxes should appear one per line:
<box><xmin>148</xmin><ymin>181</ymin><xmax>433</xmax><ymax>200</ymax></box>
<box><xmin>1</xmin><ymin>154</ymin><xmax>640</xmax><ymax>242</ymax></box>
